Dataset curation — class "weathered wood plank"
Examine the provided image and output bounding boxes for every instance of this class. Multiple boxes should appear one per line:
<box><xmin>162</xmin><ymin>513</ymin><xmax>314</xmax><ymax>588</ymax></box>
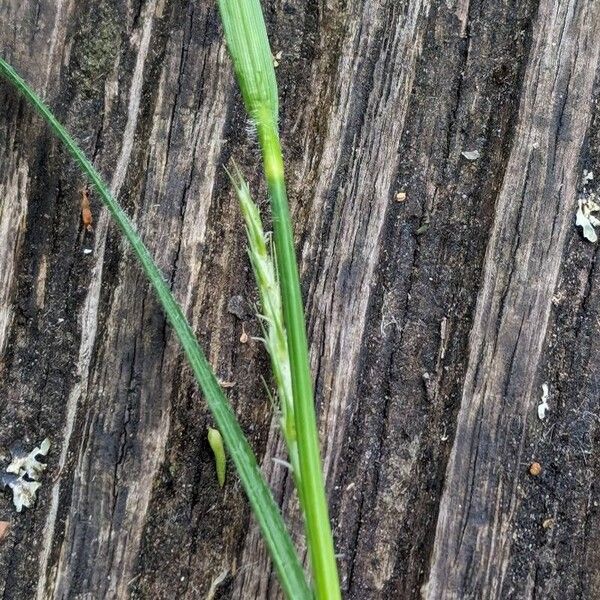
<box><xmin>0</xmin><ymin>0</ymin><xmax>599</xmax><ymax>599</ymax></box>
<box><xmin>426</xmin><ymin>0</ymin><xmax>600</xmax><ymax>597</ymax></box>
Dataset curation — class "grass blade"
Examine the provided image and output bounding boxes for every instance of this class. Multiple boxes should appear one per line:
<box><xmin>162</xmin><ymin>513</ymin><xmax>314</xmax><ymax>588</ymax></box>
<box><xmin>217</xmin><ymin>2</ymin><xmax>342</xmax><ymax>598</ymax></box>
<box><xmin>0</xmin><ymin>56</ymin><xmax>311</xmax><ymax>600</ymax></box>
<box><xmin>218</xmin><ymin>0</ymin><xmax>278</xmax><ymax>124</ymax></box>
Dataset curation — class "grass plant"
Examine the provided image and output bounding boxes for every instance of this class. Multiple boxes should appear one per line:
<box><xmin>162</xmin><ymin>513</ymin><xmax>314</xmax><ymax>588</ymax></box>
<box><xmin>1</xmin><ymin>1</ymin><xmax>342</xmax><ymax>596</ymax></box>
<box><xmin>218</xmin><ymin>1</ymin><xmax>342</xmax><ymax>598</ymax></box>
<box><xmin>0</xmin><ymin>56</ymin><xmax>311</xmax><ymax>600</ymax></box>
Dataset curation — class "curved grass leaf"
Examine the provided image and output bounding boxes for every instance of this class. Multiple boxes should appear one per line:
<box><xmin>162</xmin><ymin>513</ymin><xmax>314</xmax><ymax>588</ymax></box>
<box><xmin>0</xmin><ymin>56</ymin><xmax>311</xmax><ymax>600</ymax></box>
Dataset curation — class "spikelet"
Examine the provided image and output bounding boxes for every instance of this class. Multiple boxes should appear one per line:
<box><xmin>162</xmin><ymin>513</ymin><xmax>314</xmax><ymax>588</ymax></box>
<box><xmin>227</xmin><ymin>164</ymin><xmax>300</xmax><ymax>484</ymax></box>
<box><xmin>208</xmin><ymin>427</ymin><xmax>227</xmax><ymax>488</ymax></box>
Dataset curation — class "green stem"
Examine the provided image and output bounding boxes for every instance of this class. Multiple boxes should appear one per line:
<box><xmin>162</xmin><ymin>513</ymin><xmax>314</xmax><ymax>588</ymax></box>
<box><xmin>257</xmin><ymin>114</ymin><xmax>341</xmax><ymax>600</ymax></box>
<box><xmin>0</xmin><ymin>57</ymin><xmax>311</xmax><ymax>600</ymax></box>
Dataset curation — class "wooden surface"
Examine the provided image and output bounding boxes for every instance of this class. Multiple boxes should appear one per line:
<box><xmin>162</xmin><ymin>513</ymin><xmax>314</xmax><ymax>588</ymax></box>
<box><xmin>0</xmin><ymin>0</ymin><xmax>599</xmax><ymax>598</ymax></box>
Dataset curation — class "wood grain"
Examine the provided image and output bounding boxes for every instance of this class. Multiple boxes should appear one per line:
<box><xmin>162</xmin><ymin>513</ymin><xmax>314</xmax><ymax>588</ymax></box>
<box><xmin>426</xmin><ymin>0</ymin><xmax>600</xmax><ymax>597</ymax></box>
<box><xmin>0</xmin><ymin>0</ymin><xmax>599</xmax><ymax>599</ymax></box>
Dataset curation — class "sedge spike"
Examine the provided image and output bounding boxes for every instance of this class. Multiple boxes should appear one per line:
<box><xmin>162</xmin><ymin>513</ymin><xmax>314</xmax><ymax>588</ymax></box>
<box><xmin>227</xmin><ymin>166</ymin><xmax>300</xmax><ymax>488</ymax></box>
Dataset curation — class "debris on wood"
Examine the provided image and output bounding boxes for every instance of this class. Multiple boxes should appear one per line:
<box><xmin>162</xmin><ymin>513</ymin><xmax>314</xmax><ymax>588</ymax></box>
<box><xmin>206</xmin><ymin>569</ymin><xmax>229</xmax><ymax>600</ymax></box>
<box><xmin>529</xmin><ymin>462</ymin><xmax>542</xmax><ymax>476</ymax></box>
<box><xmin>218</xmin><ymin>379</ymin><xmax>236</xmax><ymax>389</ymax></box>
<box><xmin>2</xmin><ymin>438</ymin><xmax>50</xmax><ymax>512</ymax></box>
<box><xmin>227</xmin><ymin>295</ymin><xmax>252</xmax><ymax>320</ymax></box>
<box><xmin>542</xmin><ymin>517</ymin><xmax>555</xmax><ymax>530</ymax></box>
<box><xmin>576</xmin><ymin>196</ymin><xmax>600</xmax><ymax>242</ymax></box>
<box><xmin>538</xmin><ymin>383</ymin><xmax>550</xmax><ymax>420</ymax></box>
<box><xmin>80</xmin><ymin>187</ymin><xmax>93</xmax><ymax>232</ymax></box>
<box><xmin>461</xmin><ymin>149</ymin><xmax>480</xmax><ymax>160</ymax></box>
<box><xmin>0</xmin><ymin>520</ymin><xmax>10</xmax><ymax>542</ymax></box>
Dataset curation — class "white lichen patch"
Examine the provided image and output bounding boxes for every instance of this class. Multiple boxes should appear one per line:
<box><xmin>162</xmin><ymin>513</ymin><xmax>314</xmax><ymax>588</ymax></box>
<box><xmin>7</xmin><ymin>438</ymin><xmax>50</xmax><ymax>479</ymax></box>
<box><xmin>576</xmin><ymin>197</ymin><xmax>600</xmax><ymax>242</ymax></box>
<box><xmin>538</xmin><ymin>383</ymin><xmax>550</xmax><ymax>420</ymax></box>
<box><xmin>461</xmin><ymin>149</ymin><xmax>480</xmax><ymax>160</ymax></box>
<box><xmin>2</xmin><ymin>438</ymin><xmax>50</xmax><ymax>512</ymax></box>
<box><xmin>577</xmin><ymin>170</ymin><xmax>599</xmax><ymax>242</ymax></box>
<box><xmin>1</xmin><ymin>475</ymin><xmax>41</xmax><ymax>512</ymax></box>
